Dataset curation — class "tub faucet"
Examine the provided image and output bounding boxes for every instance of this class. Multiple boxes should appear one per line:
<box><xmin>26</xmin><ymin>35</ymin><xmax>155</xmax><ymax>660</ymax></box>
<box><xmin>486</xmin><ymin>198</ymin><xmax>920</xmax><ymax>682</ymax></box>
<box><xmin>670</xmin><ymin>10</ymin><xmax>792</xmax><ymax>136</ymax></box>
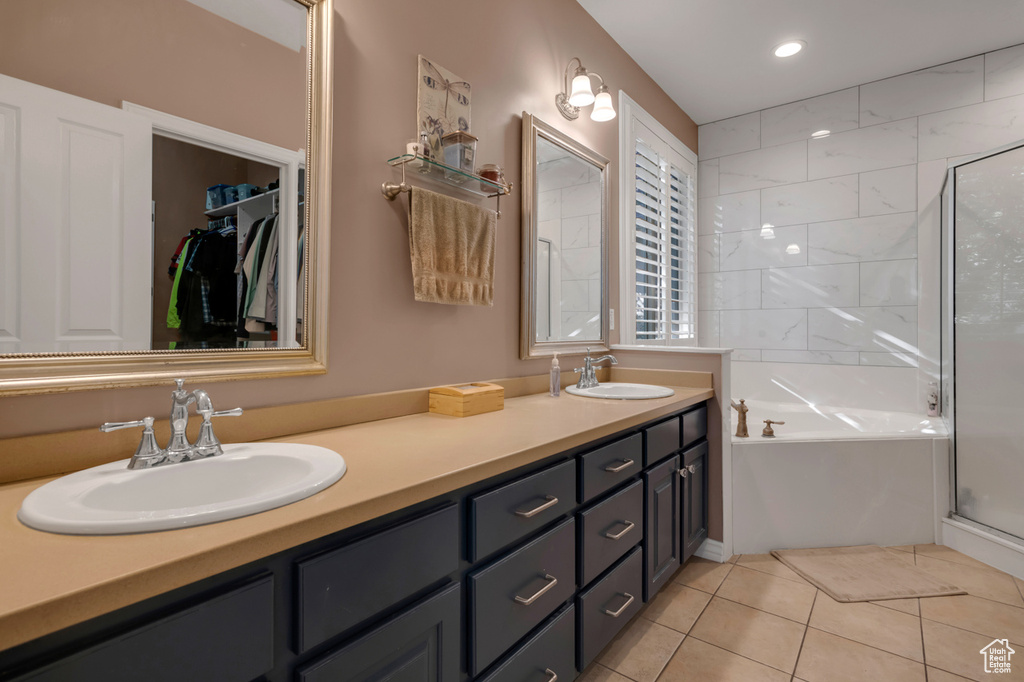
<box><xmin>762</xmin><ymin>419</ymin><xmax>785</xmax><ymax>437</ymax></box>
<box><xmin>574</xmin><ymin>348</ymin><xmax>618</xmax><ymax>389</ymax></box>
<box><xmin>731</xmin><ymin>399</ymin><xmax>749</xmax><ymax>438</ymax></box>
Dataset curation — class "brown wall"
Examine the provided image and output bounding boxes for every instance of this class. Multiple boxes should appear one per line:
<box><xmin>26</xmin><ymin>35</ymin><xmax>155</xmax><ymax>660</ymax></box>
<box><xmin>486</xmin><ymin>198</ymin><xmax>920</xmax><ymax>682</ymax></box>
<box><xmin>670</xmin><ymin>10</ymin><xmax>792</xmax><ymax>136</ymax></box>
<box><xmin>0</xmin><ymin>1</ymin><xmax>700</xmax><ymax>441</ymax></box>
<box><xmin>0</xmin><ymin>0</ymin><xmax>305</xmax><ymax>151</ymax></box>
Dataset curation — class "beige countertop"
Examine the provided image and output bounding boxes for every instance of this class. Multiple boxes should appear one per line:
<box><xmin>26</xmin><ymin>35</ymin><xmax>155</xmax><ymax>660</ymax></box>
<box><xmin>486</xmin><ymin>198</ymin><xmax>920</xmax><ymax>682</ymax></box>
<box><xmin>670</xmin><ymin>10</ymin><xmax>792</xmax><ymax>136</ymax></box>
<box><xmin>0</xmin><ymin>384</ymin><xmax>711</xmax><ymax>652</ymax></box>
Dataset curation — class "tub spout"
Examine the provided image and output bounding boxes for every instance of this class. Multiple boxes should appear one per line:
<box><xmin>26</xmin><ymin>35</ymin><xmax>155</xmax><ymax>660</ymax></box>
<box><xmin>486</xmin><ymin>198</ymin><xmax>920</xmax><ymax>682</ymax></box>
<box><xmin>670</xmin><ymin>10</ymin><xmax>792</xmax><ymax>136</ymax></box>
<box><xmin>731</xmin><ymin>399</ymin><xmax>749</xmax><ymax>438</ymax></box>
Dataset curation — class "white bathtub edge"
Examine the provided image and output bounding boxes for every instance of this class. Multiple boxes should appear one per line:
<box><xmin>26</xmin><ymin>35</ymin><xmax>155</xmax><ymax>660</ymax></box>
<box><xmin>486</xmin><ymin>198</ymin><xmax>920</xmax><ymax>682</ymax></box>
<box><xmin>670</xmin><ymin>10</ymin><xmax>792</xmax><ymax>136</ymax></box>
<box><xmin>942</xmin><ymin>517</ymin><xmax>1024</xmax><ymax>581</ymax></box>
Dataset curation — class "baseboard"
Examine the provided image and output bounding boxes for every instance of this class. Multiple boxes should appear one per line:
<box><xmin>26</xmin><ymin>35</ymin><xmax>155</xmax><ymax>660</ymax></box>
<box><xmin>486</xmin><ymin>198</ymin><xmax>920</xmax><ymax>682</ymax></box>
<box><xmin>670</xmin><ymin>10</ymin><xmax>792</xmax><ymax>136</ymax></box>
<box><xmin>942</xmin><ymin>517</ymin><xmax>1024</xmax><ymax>580</ymax></box>
<box><xmin>695</xmin><ymin>538</ymin><xmax>726</xmax><ymax>563</ymax></box>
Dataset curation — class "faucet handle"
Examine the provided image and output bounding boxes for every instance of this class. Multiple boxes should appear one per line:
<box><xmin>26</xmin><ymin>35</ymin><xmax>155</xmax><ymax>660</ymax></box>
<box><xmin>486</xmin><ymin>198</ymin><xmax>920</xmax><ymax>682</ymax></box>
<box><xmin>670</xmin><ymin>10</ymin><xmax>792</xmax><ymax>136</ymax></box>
<box><xmin>192</xmin><ymin>406</ymin><xmax>243</xmax><ymax>459</ymax></box>
<box><xmin>211</xmin><ymin>407</ymin><xmax>243</xmax><ymax>419</ymax></box>
<box><xmin>100</xmin><ymin>416</ymin><xmax>166</xmax><ymax>469</ymax></box>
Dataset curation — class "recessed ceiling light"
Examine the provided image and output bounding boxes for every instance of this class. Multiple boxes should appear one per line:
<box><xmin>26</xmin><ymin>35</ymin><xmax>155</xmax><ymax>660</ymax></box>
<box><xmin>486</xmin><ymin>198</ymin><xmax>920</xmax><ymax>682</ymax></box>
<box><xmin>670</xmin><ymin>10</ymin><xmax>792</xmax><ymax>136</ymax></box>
<box><xmin>773</xmin><ymin>41</ymin><xmax>805</xmax><ymax>58</ymax></box>
<box><xmin>811</xmin><ymin>129</ymin><xmax>831</xmax><ymax>139</ymax></box>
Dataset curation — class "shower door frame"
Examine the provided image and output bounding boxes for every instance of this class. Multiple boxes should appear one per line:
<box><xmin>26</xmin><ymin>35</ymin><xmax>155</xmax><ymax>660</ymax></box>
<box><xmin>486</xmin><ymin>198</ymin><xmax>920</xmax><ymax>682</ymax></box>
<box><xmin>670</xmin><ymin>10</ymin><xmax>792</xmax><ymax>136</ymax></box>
<box><xmin>942</xmin><ymin>137</ymin><xmax>1024</xmax><ymax>546</ymax></box>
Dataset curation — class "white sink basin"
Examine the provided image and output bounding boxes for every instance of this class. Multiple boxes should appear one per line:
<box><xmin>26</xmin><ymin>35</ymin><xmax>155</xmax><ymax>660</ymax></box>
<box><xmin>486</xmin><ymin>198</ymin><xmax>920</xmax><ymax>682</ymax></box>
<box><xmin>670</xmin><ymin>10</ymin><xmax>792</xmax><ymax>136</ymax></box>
<box><xmin>18</xmin><ymin>443</ymin><xmax>346</xmax><ymax>535</ymax></box>
<box><xmin>566</xmin><ymin>383</ymin><xmax>675</xmax><ymax>400</ymax></box>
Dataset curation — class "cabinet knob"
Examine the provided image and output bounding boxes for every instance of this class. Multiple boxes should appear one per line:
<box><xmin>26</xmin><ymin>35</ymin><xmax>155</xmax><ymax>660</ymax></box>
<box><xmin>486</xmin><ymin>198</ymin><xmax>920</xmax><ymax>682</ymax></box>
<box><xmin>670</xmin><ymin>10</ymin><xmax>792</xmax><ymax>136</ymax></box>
<box><xmin>678</xmin><ymin>467</ymin><xmax>688</xmax><ymax>478</ymax></box>
<box><xmin>687</xmin><ymin>464</ymin><xmax>697</xmax><ymax>474</ymax></box>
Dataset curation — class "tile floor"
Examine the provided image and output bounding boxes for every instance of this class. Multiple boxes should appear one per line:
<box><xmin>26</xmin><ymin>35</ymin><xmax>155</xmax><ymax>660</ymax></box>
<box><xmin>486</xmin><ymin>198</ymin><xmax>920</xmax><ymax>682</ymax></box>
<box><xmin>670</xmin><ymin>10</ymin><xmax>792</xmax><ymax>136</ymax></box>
<box><xmin>582</xmin><ymin>545</ymin><xmax>1024</xmax><ymax>682</ymax></box>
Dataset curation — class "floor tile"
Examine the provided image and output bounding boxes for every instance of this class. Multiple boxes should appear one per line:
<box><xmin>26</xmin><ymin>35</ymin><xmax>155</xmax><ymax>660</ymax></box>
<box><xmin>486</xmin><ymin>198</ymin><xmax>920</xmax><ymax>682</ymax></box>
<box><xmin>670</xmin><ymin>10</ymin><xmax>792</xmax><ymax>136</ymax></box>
<box><xmin>642</xmin><ymin>582</ymin><xmax>711</xmax><ymax>634</ymax></box>
<box><xmin>871</xmin><ymin>598</ymin><xmax>920</xmax><ymax>616</ymax></box>
<box><xmin>922</xmin><ymin>619</ymin><xmax>1024</xmax><ymax>681</ymax></box>
<box><xmin>577</xmin><ymin>664</ymin><xmax>633</xmax><ymax>682</ymax></box>
<box><xmin>675</xmin><ymin>557</ymin><xmax>734</xmax><ymax>594</ymax></box>
<box><xmin>735</xmin><ymin>553</ymin><xmax>811</xmax><ymax>584</ymax></box>
<box><xmin>596</xmin><ymin>616</ymin><xmax>683</xmax><ymax>682</ymax></box>
<box><xmin>658</xmin><ymin>636</ymin><xmax>790</xmax><ymax>682</ymax></box>
<box><xmin>725</xmin><ymin>554</ymin><xmax>740</xmax><ymax>564</ymax></box>
<box><xmin>915</xmin><ymin>544</ymin><xmax>1012</xmax><ymax>574</ymax></box>
<box><xmin>1015</xmin><ymin>577</ymin><xmax>1024</xmax><ymax>600</ymax></box>
<box><xmin>716</xmin><ymin>565</ymin><xmax>817</xmax><ymax>623</ymax></box>
<box><xmin>920</xmin><ymin>593</ymin><xmax>1024</xmax><ymax>644</ymax></box>
<box><xmin>915</xmin><ymin>555</ymin><xmax>1024</xmax><ymax>607</ymax></box>
<box><xmin>795</xmin><ymin>628</ymin><xmax>926</xmax><ymax>682</ymax></box>
<box><xmin>809</xmin><ymin>591</ymin><xmax>924</xmax><ymax>662</ymax></box>
<box><xmin>887</xmin><ymin>548</ymin><xmax>917</xmax><ymax>565</ymax></box>
<box><xmin>887</xmin><ymin>545</ymin><xmax>916</xmax><ymax>554</ymax></box>
<box><xmin>926</xmin><ymin>666</ymin><xmax>976</xmax><ymax>682</ymax></box>
<box><xmin>688</xmin><ymin>596</ymin><xmax>805</xmax><ymax>673</ymax></box>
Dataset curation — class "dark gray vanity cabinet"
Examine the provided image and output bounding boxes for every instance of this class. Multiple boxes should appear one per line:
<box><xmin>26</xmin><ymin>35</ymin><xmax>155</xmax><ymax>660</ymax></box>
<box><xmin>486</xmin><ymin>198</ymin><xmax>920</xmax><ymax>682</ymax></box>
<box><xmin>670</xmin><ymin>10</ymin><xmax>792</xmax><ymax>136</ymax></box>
<box><xmin>681</xmin><ymin>441</ymin><xmax>709</xmax><ymax>563</ymax></box>
<box><xmin>1</xmin><ymin>400</ymin><xmax>710</xmax><ymax>682</ymax></box>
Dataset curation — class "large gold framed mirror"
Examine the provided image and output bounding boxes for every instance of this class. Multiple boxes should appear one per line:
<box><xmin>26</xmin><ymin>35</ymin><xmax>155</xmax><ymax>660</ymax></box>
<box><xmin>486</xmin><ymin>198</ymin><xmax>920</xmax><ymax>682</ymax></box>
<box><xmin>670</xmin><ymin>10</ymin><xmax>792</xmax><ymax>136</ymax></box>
<box><xmin>0</xmin><ymin>0</ymin><xmax>333</xmax><ymax>395</ymax></box>
<box><xmin>521</xmin><ymin>113</ymin><xmax>610</xmax><ymax>359</ymax></box>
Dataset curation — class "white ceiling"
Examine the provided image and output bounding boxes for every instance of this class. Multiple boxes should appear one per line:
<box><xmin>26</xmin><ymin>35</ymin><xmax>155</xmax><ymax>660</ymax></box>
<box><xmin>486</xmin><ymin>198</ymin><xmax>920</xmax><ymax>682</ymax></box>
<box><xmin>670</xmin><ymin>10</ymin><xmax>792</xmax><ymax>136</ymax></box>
<box><xmin>185</xmin><ymin>0</ymin><xmax>306</xmax><ymax>52</ymax></box>
<box><xmin>577</xmin><ymin>0</ymin><xmax>1024</xmax><ymax>125</ymax></box>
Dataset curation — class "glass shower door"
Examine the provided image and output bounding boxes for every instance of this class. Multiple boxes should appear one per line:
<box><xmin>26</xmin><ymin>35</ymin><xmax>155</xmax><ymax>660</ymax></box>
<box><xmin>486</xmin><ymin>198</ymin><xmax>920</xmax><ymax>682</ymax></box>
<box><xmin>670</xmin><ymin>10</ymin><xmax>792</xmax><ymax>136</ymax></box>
<box><xmin>950</xmin><ymin>142</ymin><xmax>1024</xmax><ymax>540</ymax></box>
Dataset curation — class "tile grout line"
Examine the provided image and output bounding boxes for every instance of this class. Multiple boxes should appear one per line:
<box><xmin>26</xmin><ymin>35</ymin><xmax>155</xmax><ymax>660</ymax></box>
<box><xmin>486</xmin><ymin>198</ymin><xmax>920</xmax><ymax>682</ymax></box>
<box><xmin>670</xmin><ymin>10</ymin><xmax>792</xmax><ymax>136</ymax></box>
<box><xmin>790</xmin><ymin>589</ymin><xmax>818</xmax><ymax>680</ymax></box>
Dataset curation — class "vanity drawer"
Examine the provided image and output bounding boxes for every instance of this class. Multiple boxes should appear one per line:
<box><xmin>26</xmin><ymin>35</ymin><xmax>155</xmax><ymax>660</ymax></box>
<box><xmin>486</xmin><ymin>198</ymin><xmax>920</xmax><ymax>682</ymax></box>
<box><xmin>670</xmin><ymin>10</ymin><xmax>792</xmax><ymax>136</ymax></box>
<box><xmin>682</xmin><ymin>404</ymin><xmax>708</xmax><ymax>450</ymax></box>
<box><xmin>296</xmin><ymin>504</ymin><xmax>459</xmax><ymax>653</ymax></box>
<box><xmin>468</xmin><ymin>518</ymin><xmax>576</xmax><ymax>676</ymax></box>
<box><xmin>469</xmin><ymin>459</ymin><xmax>576</xmax><ymax>562</ymax></box>
<box><xmin>477</xmin><ymin>604</ymin><xmax>575</xmax><ymax>682</ymax></box>
<box><xmin>13</xmin><ymin>575</ymin><xmax>274</xmax><ymax>682</ymax></box>
<box><xmin>578</xmin><ymin>479</ymin><xmax>643</xmax><ymax>587</ymax></box>
<box><xmin>579</xmin><ymin>433</ymin><xmax>642</xmax><ymax>503</ymax></box>
<box><xmin>644</xmin><ymin>416</ymin><xmax>680</xmax><ymax>466</ymax></box>
<box><xmin>577</xmin><ymin>547</ymin><xmax>643</xmax><ymax>670</ymax></box>
<box><xmin>297</xmin><ymin>582</ymin><xmax>461</xmax><ymax>682</ymax></box>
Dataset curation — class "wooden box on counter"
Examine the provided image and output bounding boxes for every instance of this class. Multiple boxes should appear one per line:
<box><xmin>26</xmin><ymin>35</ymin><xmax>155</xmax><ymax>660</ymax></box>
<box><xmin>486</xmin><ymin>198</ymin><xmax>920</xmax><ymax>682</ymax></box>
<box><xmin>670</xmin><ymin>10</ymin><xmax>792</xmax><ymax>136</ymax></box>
<box><xmin>428</xmin><ymin>383</ymin><xmax>505</xmax><ymax>418</ymax></box>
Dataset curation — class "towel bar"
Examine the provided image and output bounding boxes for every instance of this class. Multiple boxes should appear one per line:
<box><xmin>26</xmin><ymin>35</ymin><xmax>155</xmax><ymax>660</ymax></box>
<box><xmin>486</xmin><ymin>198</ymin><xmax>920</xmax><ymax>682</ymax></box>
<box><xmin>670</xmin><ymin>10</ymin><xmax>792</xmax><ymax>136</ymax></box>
<box><xmin>382</xmin><ymin>153</ymin><xmax>510</xmax><ymax>219</ymax></box>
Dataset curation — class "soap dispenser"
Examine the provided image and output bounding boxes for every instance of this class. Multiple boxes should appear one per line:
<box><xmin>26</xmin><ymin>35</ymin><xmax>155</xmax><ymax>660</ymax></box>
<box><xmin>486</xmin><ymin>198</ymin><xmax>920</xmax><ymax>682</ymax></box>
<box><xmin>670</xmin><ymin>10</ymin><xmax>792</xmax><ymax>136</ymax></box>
<box><xmin>550</xmin><ymin>353</ymin><xmax>561</xmax><ymax>397</ymax></box>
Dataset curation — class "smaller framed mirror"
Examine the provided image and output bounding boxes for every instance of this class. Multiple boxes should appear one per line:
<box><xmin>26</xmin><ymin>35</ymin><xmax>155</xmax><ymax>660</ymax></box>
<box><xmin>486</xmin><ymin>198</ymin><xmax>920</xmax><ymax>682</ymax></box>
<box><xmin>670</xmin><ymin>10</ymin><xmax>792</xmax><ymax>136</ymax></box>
<box><xmin>521</xmin><ymin>113</ymin><xmax>610</xmax><ymax>359</ymax></box>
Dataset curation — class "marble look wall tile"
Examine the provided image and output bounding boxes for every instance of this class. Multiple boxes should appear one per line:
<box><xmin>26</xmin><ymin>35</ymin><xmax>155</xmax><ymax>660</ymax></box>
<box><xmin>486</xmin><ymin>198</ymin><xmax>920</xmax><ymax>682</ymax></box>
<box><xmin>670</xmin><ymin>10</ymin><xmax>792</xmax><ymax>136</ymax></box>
<box><xmin>698</xmin><ymin>234</ymin><xmax>720</xmax><ymax>274</ymax></box>
<box><xmin>919</xmin><ymin>93</ymin><xmax>1024</xmax><ymax>161</ymax></box>
<box><xmin>721</xmin><ymin>309</ymin><xmax>807</xmax><ymax>350</ymax></box>
<box><xmin>808</xmin><ymin>118</ymin><xmax>918</xmax><ymax>179</ymax></box>
<box><xmin>699</xmin><ymin>159</ymin><xmax>720</xmax><ymax>198</ymax></box>
<box><xmin>761</xmin><ymin>88</ymin><xmax>859</xmax><ymax>147</ymax></box>
<box><xmin>589</xmin><ymin>280</ymin><xmax>602</xmax><ymax>312</ymax></box>
<box><xmin>538</xmin><ymin>190</ymin><xmax>560</xmax><ymax>222</ymax></box>
<box><xmin>698</xmin><ymin>310</ymin><xmax>720</xmax><ymax>347</ymax></box>
<box><xmin>561</xmin><ymin>246</ymin><xmax>600</xmax><ymax>280</ymax></box>
<box><xmin>588</xmin><ymin>214</ymin><xmax>602</xmax><ymax>247</ymax></box>
<box><xmin>860</xmin><ymin>56</ymin><xmax>984</xmax><ymax>126</ymax></box>
<box><xmin>538</xmin><ymin>156</ymin><xmax>594</xmax><ymax>190</ymax></box>
<box><xmin>561</xmin><ymin>216</ymin><xmax>590</xmax><ymax>249</ymax></box>
<box><xmin>562</xmin><ymin>311</ymin><xmax>601</xmax><ymax>341</ymax></box>
<box><xmin>761</xmin><ymin>263</ymin><xmax>860</xmax><ymax>309</ymax></box>
<box><xmin>860</xmin><ymin>351</ymin><xmax>919</xmax><ymax>368</ymax></box>
<box><xmin>719</xmin><ymin>141</ymin><xmax>807</xmax><ymax>194</ymax></box>
<box><xmin>731</xmin><ymin>349</ymin><xmax>762</xmax><ymax>361</ymax></box>
<box><xmin>720</xmin><ymin>225</ymin><xmax>807</xmax><ymax>271</ymax></box>
<box><xmin>561</xmin><ymin>279</ymin><xmax>590</xmax><ymax>312</ymax></box>
<box><xmin>986</xmin><ymin>44</ymin><xmax>1024</xmax><ymax>101</ymax></box>
<box><xmin>699</xmin><ymin>112</ymin><xmax>760</xmax><ymax>160</ymax></box>
<box><xmin>761</xmin><ymin>349</ymin><xmax>859</xmax><ymax>365</ymax></box>
<box><xmin>860</xmin><ymin>259</ymin><xmax>918</xmax><ymax>306</ymax></box>
<box><xmin>860</xmin><ymin>165</ymin><xmax>917</xmax><ymax>216</ymax></box>
<box><xmin>561</xmin><ymin>181</ymin><xmax>601</xmax><ymax>218</ymax></box>
<box><xmin>537</xmin><ymin>219</ymin><xmax>560</xmax><ymax>243</ymax></box>
<box><xmin>762</xmin><ymin>175</ymin><xmax>859</xmax><ymax>227</ymax></box>
<box><xmin>698</xmin><ymin>190</ymin><xmax>761</xmax><ymax>235</ymax></box>
<box><xmin>699</xmin><ymin>270</ymin><xmax>762</xmax><ymax>310</ymax></box>
<box><xmin>807</xmin><ymin>212</ymin><xmax>917</xmax><ymax>264</ymax></box>
<box><xmin>808</xmin><ymin>306</ymin><xmax>917</xmax><ymax>353</ymax></box>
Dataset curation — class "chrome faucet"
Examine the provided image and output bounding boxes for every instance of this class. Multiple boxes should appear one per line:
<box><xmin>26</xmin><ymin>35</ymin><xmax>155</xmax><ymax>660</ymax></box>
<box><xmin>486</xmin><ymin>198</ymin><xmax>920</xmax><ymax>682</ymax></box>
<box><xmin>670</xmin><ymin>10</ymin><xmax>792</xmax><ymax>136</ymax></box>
<box><xmin>573</xmin><ymin>348</ymin><xmax>618</xmax><ymax>389</ymax></box>
<box><xmin>99</xmin><ymin>378</ymin><xmax>243</xmax><ymax>469</ymax></box>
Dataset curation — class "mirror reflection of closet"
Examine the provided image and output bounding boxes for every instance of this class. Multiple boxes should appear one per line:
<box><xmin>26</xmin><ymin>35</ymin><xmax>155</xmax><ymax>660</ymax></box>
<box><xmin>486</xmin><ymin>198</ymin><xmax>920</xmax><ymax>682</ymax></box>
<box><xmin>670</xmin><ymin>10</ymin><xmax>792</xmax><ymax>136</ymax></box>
<box><xmin>520</xmin><ymin>113</ymin><xmax>610</xmax><ymax>359</ymax></box>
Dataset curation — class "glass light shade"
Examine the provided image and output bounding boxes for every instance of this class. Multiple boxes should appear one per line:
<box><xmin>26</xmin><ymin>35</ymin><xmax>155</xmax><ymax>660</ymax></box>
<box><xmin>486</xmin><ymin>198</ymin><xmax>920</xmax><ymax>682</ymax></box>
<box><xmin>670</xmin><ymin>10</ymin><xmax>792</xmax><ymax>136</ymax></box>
<box><xmin>760</xmin><ymin>223</ymin><xmax>776</xmax><ymax>239</ymax></box>
<box><xmin>786</xmin><ymin>243</ymin><xmax>801</xmax><ymax>254</ymax></box>
<box><xmin>590</xmin><ymin>90</ymin><xmax>616</xmax><ymax>121</ymax></box>
<box><xmin>569</xmin><ymin>73</ymin><xmax>595</xmax><ymax>106</ymax></box>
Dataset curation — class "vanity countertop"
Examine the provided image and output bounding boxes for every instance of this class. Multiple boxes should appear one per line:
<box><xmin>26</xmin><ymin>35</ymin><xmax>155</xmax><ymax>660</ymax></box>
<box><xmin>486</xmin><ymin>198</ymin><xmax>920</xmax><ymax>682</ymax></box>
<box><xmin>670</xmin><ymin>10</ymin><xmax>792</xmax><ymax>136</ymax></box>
<box><xmin>0</xmin><ymin>383</ymin><xmax>712</xmax><ymax>651</ymax></box>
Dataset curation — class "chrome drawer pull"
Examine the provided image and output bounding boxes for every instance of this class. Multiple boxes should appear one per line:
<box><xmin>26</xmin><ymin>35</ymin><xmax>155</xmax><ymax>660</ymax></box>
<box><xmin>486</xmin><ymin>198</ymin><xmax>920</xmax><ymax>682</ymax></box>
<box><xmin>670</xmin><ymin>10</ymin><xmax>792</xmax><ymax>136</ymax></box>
<box><xmin>604</xmin><ymin>459</ymin><xmax>634</xmax><ymax>473</ymax></box>
<box><xmin>514</xmin><ymin>574</ymin><xmax>558</xmax><ymax>605</ymax></box>
<box><xmin>515</xmin><ymin>495</ymin><xmax>558</xmax><ymax>518</ymax></box>
<box><xmin>544</xmin><ymin>669</ymin><xmax>558</xmax><ymax>682</ymax></box>
<box><xmin>604</xmin><ymin>520</ymin><xmax>635</xmax><ymax>540</ymax></box>
<box><xmin>604</xmin><ymin>592</ymin><xmax>635</xmax><ymax>617</ymax></box>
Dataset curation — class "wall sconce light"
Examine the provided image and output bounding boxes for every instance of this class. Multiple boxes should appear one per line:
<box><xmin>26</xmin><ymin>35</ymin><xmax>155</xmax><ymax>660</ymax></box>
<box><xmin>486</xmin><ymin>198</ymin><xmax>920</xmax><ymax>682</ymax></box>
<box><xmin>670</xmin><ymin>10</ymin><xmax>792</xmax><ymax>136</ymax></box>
<box><xmin>556</xmin><ymin>57</ymin><xmax>616</xmax><ymax>122</ymax></box>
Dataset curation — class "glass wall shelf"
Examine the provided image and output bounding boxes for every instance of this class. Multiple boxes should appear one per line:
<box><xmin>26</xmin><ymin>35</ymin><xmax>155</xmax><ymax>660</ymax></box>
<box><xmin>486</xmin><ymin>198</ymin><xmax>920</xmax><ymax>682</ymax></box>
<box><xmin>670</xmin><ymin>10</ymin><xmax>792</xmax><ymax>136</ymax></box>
<box><xmin>385</xmin><ymin>153</ymin><xmax>511</xmax><ymax>198</ymax></box>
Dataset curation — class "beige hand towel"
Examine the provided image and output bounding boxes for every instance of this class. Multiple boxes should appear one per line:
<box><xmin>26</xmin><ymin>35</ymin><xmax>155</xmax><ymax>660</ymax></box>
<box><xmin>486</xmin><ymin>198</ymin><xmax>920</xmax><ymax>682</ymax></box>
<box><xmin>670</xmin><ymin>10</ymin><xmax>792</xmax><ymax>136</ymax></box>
<box><xmin>410</xmin><ymin>186</ymin><xmax>496</xmax><ymax>306</ymax></box>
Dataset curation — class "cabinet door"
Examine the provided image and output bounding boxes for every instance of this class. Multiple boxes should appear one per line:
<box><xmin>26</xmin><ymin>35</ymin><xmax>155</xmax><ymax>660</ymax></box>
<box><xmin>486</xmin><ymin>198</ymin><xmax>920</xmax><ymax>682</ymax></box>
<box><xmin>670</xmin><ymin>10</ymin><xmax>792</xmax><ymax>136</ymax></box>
<box><xmin>297</xmin><ymin>583</ymin><xmax>461</xmax><ymax>682</ymax></box>
<box><xmin>681</xmin><ymin>442</ymin><xmax>709</xmax><ymax>563</ymax></box>
<box><xmin>643</xmin><ymin>455</ymin><xmax>680</xmax><ymax>601</ymax></box>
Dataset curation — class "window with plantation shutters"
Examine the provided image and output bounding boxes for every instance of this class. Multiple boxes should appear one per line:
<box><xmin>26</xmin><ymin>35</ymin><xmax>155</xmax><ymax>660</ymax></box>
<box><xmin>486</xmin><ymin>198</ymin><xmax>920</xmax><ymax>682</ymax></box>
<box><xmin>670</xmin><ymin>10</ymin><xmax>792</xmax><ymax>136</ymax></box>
<box><xmin>620</xmin><ymin>100</ymin><xmax>697</xmax><ymax>347</ymax></box>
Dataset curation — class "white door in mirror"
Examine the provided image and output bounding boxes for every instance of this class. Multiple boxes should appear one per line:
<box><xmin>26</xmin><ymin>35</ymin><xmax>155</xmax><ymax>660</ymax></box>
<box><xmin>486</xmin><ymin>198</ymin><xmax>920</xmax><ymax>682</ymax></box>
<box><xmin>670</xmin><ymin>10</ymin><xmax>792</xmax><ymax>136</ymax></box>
<box><xmin>17</xmin><ymin>443</ymin><xmax>345</xmax><ymax>535</ymax></box>
<box><xmin>565</xmin><ymin>383</ymin><xmax>674</xmax><ymax>400</ymax></box>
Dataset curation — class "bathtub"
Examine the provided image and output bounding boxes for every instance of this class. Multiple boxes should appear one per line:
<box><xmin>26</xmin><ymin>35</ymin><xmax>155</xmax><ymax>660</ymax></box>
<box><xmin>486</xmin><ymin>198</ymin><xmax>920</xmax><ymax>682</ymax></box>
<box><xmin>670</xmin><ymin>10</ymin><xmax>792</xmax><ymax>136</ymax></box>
<box><xmin>731</xmin><ymin>400</ymin><xmax>950</xmax><ymax>554</ymax></box>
